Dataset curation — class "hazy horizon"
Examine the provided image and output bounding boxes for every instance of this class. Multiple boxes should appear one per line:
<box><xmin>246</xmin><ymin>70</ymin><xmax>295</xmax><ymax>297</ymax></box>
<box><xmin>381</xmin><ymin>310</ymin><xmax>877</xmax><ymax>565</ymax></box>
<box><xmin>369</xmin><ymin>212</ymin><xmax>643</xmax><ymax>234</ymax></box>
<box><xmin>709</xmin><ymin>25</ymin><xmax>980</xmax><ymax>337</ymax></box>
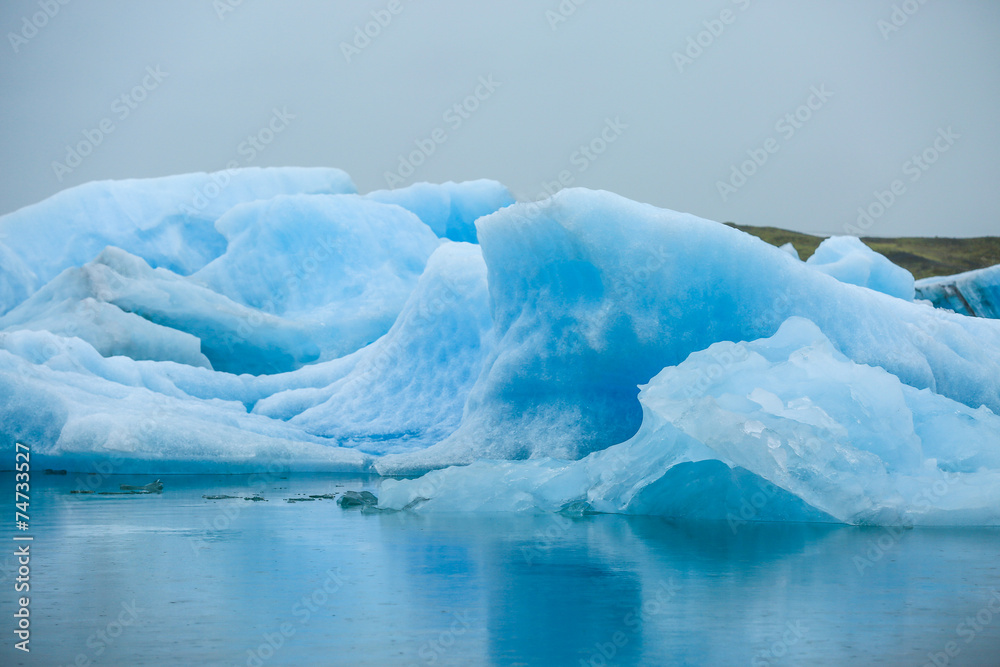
<box><xmin>1</xmin><ymin>0</ymin><xmax>998</xmax><ymax>237</ymax></box>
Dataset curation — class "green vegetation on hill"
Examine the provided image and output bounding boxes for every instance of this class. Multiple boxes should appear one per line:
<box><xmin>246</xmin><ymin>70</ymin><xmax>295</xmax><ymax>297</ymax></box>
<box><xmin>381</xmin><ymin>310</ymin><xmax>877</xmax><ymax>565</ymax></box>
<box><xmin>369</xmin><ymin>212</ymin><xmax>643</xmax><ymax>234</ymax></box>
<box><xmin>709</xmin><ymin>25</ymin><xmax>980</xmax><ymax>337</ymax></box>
<box><xmin>724</xmin><ymin>224</ymin><xmax>1000</xmax><ymax>280</ymax></box>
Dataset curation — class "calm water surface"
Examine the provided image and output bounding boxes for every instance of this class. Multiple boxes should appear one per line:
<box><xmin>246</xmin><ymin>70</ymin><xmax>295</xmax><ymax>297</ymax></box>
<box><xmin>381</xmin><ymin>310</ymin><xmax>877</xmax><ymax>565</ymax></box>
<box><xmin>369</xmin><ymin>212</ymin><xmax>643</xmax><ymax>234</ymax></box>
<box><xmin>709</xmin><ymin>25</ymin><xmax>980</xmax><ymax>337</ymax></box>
<box><xmin>1</xmin><ymin>472</ymin><xmax>998</xmax><ymax>666</ymax></box>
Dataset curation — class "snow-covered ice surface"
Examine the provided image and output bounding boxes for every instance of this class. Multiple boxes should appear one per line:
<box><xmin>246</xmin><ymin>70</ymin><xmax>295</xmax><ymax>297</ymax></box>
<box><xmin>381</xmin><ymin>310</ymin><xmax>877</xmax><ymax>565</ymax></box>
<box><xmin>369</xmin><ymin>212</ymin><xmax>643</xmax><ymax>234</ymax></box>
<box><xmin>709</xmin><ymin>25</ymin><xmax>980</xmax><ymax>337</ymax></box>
<box><xmin>2</xmin><ymin>173</ymin><xmax>999</xmax><ymax>525</ymax></box>
<box><xmin>915</xmin><ymin>264</ymin><xmax>1000</xmax><ymax>319</ymax></box>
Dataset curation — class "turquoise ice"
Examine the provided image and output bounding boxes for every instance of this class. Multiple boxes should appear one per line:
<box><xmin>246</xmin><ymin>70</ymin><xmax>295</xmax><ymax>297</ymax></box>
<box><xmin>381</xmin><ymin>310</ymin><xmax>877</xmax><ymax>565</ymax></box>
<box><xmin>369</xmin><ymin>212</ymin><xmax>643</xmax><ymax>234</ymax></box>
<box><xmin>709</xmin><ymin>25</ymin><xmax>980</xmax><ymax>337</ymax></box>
<box><xmin>1</xmin><ymin>172</ymin><xmax>998</xmax><ymax>524</ymax></box>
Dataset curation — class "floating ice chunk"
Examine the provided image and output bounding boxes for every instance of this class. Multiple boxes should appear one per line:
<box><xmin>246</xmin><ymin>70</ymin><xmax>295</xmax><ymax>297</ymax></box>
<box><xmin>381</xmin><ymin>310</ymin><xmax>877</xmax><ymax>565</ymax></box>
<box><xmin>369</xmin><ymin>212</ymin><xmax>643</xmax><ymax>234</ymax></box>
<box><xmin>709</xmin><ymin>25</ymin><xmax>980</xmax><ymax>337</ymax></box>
<box><xmin>379</xmin><ymin>318</ymin><xmax>1000</xmax><ymax>525</ymax></box>
<box><xmin>0</xmin><ymin>167</ymin><xmax>356</xmax><ymax>315</ymax></box>
<box><xmin>366</xmin><ymin>180</ymin><xmax>515</xmax><ymax>243</ymax></box>
<box><xmin>915</xmin><ymin>264</ymin><xmax>1000</xmax><ymax>319</ymax></box>
<box><xmin>805</xmin><ymin>236</ymin><xmax>915</xmax><ymax>300</ymax></box>
<box><xmin>3</xmin><ymin>176</ymin><xmax>999</xmax><ymax>508</ymax></box>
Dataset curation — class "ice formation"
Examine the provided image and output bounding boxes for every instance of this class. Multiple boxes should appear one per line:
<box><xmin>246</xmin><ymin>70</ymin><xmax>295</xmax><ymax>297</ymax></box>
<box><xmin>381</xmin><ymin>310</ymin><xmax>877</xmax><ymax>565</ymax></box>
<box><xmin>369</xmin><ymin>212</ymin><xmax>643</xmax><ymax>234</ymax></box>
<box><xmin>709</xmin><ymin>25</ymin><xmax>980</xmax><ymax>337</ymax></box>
<box><xmin>0</xmin><ymin>328</ymin><xmax>372</xmax><ymax>473</ymax></box>
<box><xmin>0</xmin><ymin>168</ymin><xmax>357</xmax><ymax>316</ymax></box>
<box><xmin>804</xmin><ymin>235</ymin><xmax>915</xmax><ymax>300</ymax></box>
<box><xmin>379</xmin><ymin>318</ymin><xmax>1000</xmax><ymax>525</ymax></box>
<box><xmin>366</xmin><ymin>179</ymin><xmax>515</xmax><ymax>243</ymax></box>
<box><xmin>2</xmin><ymin>171</ymin><xmax>999</xmax><ymax>525</ymax></box>
<box><xmin>252</xmin><ymin>241</ymin><xmax>494</xmax><ymax>453</ymax></box>
<box><xmin>915</xmin><ymin>264</ymin><xmax>1000</xmax><ymax>319</ymax></box>
<box><xmin>375</xmin><ymin>190</ymin><xmax>999</xmax><ymax>474</ymax></box>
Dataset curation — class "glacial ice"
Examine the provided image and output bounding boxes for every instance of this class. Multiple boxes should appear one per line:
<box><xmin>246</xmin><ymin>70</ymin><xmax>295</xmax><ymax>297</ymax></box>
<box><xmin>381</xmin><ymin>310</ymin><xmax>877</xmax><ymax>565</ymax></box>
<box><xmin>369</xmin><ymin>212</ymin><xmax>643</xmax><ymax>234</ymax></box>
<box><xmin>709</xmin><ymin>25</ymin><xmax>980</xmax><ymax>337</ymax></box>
<box><xmin>253</xmin><ymin>241</ymin><xmax>494</xmax><ymax>453</ymax></box>
<box><xmin>375</xmin><ymin>189</ymin><xmax>1000</xmax><ymax>474</ymax></box>
<box><xmin>0</xmin><ymin>243</ymin><xmax>491</xmax><ymax>468</ymax></box>
<box><xmin>378</xmin><ymin>318</ymin><xmax>1000</xmax><ymax>525</ymax></box>
<box><xmin>915</xmin><ymin>264</ymin><xmax>1000</xmax><ymax>319</ymax></box>
<box><xmin>0</xmin><ymin>171</ymin><xmax>511</xmax><ymax>470</ymax></box>
<box><xmin>0</xmin><ymin>329</ymin><xmax>371</xmax><ymax>473</ymax></box>
<box><xmin>190</xmin><ymin>194</ymin><xmax>442</xmax><ymax>370</ymax></box>
<box><xmin>2</xmin><ymin>172</ymin><xmax>999</xmax><ymax>525</ymax></box>
<box><xmin>192</xmin><ymin>194</ymin><xmax>438</xmax><ymax>316</ymax></box>
<box><xmin>0</xmin><ymin>271</ymin><xmax>214</xmax><ymax>369</ymax></box>
<box><xmin>366</xmin><ymin>179</ymin><xmax>515</xmax><ymax>243</ymax></box>
<box><xmin>0</xmin><ymin>167</ymin><xmax>356</xmax><ymax>315</ymax></box>
<box><xmin>1</xmin><ymin>195</ymin><xmax>443</xmax><ymax>374</ymax></box>
<box><xmin>804</xmin><ymin>235</ymin><xmax>915</xmax><ymax>300</ymax></box>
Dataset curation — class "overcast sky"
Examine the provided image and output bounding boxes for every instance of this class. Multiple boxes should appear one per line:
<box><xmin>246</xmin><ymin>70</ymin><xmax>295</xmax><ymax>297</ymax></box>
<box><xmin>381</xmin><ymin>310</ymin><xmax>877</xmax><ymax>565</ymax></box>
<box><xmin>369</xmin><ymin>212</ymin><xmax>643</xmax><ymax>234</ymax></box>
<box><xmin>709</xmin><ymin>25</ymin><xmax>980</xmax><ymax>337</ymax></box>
<box><xmin>1</xmin><ymin>0</ymin><xmax>998</xmax><ymax>237</ymax></box>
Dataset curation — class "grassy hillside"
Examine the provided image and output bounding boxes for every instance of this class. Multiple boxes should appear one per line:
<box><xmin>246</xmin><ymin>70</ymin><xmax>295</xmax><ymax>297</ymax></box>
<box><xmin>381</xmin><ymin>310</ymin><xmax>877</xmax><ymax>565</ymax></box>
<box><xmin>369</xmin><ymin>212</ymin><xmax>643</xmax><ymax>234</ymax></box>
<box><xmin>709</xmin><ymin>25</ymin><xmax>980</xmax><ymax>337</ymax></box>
<box><xmin>724</xmin><ymin>224</ymin><xmax>1000</xmax><ymax>280</ymax></box>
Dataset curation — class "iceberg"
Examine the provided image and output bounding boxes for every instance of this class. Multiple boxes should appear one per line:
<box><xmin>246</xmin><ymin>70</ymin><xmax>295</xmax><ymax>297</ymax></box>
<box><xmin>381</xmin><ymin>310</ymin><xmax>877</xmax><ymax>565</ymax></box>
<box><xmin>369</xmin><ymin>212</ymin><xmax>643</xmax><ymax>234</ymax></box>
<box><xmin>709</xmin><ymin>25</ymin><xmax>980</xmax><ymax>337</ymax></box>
<box><xmin>0</xmin><ymin>176</ymin><xmax>509</xmax><ymax>469</ymax></box>
<box><xmin>2</xmin><ymin>173</ymin><xmax>999</xmax><ymax>526</ymax></box>
<box><xmin>915</xmin><ymin>264</ymin><xmax>1000</xmax><ymax>319</ymax></box>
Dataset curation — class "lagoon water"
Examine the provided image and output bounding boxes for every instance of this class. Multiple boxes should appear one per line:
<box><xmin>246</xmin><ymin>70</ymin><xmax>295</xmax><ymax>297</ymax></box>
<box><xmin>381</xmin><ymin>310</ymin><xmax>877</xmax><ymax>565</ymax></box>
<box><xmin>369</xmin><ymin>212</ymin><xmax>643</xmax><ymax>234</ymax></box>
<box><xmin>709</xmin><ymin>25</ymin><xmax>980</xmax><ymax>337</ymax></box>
<box><xmin>2</xmin><ymin>472</ymin><xmax>999</xmax><ymax>666</ymax></box>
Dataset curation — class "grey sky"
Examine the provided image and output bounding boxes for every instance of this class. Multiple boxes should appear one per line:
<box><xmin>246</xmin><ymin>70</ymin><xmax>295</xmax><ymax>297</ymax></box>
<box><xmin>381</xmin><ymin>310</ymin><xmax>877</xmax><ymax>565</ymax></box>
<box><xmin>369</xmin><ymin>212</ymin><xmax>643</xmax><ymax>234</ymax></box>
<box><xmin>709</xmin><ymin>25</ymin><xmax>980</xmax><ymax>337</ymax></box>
<box><xmin>1</xmin><ymin>0</ymin><xmax>998</xmax><ymax>237</ymax></box>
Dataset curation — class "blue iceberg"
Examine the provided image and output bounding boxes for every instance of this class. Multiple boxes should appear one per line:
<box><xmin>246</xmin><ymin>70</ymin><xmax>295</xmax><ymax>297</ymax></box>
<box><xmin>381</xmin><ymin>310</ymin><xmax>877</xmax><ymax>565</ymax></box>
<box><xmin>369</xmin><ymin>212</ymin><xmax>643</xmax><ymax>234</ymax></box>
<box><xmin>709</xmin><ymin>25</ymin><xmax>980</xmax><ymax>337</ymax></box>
<box><xmin>2</xmin><ymin>171</ymin><xmax>999</xmax><ymax>525</ymax></box>
<box><xmin>915</xmin><ymin>264</ymin><xmax>1000</xmax><ymax>319</ymax></box>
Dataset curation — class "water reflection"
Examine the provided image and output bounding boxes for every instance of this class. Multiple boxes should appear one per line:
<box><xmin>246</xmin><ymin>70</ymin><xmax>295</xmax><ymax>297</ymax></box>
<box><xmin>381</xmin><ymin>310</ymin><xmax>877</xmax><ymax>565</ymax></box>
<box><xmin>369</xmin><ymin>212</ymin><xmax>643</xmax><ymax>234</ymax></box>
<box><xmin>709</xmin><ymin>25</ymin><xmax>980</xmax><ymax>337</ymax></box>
<box><xmin>1</xmin><ymin>473</ymin><xmax>998</xmax><ymax>666</ymax></box>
